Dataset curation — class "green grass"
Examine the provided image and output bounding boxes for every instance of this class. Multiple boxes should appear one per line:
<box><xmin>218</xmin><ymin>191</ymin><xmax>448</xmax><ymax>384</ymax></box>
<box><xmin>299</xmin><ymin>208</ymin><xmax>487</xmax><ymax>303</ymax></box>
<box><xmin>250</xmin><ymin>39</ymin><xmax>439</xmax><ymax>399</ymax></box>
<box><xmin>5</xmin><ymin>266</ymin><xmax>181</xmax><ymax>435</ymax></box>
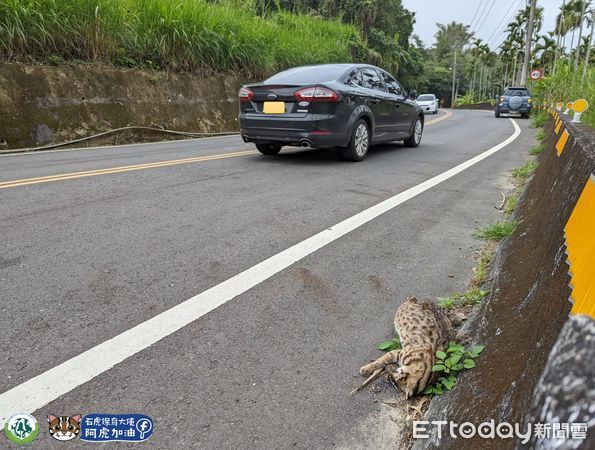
<box><xmin>529</xmin><ymin>110</ymin><xmax>546</xmax><ymax>128</ymax></box>
<box><xmin>437</xmin><ymin>289</ymin><xmax>489</xmax><ymax>309</ymax></box>
<box><xmin>471</xmin><ymin>243</ymin><xmax>495</xmax><ymax>287</ymax></box>
<box><xmin>536</xmin><ymin>128</ymin><xmax>546</xmax><ymax>141</ymax></box>
<box><xmin>504</xmin><ymin>191</ymin><xmax>520</xmax><ymax>215</ymax></box>
<box><xmin>529</xmin><ymin>143</ymin><xmax>544</xmax><ymax>155</ymax></box>
<box><xmin>512</xmin><ymin>161</ymin><xmax>538</xmax><ymax>182</ymax></box>
<box><xmin>474</xmin><ymin>220</ymin><xmax>518</xmax><ymax>241</ymax></box>
<box><xmin>0</xmin><ymin>0</ymin><xmax>366</xmax><ymax>75</ymax></box>
<box><xmin>533</xmin><ymin>62</ymin><xmax>595</xmax><ymax>128</ymax></box>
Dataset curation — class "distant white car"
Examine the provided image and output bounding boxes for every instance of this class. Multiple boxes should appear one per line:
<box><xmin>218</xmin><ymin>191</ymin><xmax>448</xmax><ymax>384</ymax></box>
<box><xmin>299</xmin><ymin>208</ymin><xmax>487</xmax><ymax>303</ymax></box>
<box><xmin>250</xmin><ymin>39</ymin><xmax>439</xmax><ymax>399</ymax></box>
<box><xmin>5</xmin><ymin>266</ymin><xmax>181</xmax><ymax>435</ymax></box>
<box><xmin>415</xmin><ymin>94</ymin><xmax>438</xmax><ymax>114</ymax></box>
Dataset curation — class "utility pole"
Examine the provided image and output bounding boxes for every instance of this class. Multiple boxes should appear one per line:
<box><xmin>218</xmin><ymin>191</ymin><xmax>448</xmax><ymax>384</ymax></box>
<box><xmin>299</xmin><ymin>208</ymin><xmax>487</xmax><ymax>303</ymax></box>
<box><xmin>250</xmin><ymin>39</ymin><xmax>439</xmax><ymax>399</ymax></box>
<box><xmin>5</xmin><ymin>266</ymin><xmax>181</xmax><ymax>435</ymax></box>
<box><xmin>574</xmin><ymin>0</ymin><xmax>589</xmax><ymax>69</ymax></box>
<box><xmin>583</xmin><ymin>9</ymin><xmax>594</xmax><ymax>80</ymax></box>
<box><xmin>451</xmin><ymin>49</ymin><xmax>457</xmax><ymax>107</ymax></box>
<box><xmin>520</xmin><ymin>0</ymin><xmax>537</xmax><ymax>87</ymax></box>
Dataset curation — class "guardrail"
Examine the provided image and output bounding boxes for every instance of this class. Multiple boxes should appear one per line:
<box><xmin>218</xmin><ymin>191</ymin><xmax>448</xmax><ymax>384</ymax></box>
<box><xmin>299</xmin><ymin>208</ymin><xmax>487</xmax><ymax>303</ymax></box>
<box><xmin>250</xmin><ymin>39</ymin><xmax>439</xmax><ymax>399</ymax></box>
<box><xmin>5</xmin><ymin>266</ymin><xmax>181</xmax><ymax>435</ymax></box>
<box><xmin>413</xmin><ymin>100</ymin><xmax>594</xmax><ymax>450</ymax></box>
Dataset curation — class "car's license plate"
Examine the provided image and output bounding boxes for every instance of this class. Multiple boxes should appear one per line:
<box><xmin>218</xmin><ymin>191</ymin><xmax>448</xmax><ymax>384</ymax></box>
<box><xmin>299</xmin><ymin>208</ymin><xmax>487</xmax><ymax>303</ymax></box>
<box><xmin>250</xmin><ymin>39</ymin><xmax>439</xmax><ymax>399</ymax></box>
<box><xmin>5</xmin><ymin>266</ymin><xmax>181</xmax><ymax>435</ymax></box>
<box><xmin>263</xmin><ymin>101</ymin><xmax>285</xmax><ymax>114</ymax></box>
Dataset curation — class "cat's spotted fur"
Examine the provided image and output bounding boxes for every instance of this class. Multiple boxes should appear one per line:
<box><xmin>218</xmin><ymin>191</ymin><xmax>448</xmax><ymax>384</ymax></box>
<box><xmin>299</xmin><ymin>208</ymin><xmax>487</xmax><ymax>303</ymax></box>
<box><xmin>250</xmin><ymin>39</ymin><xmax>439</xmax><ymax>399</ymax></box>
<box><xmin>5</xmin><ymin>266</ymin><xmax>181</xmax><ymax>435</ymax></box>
<box><xmin>360</xmin><ymin>297</ymin><xmax>459</xmax><ymax>398</ymax></box>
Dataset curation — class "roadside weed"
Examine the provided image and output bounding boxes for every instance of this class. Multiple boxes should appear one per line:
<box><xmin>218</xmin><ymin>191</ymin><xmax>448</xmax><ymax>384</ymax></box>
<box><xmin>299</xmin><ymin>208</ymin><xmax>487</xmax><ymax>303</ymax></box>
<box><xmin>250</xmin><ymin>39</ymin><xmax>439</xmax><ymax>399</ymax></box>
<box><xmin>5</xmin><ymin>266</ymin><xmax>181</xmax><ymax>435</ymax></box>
<box><xmin>424</xmin><ymin>342</ymin><xmax>486</xmax><ymax>395</ymax></box>
<box><xmin>474</xmin><ymin>220</ymin><xmax>518</xmax><ymax>241</ymax></box>
<box><xmin>535</xmin><ymin>129</ymin><xmax>546</xmax><ymax>142</ymax></box>
<box><xmin>471</xmin><ymin>243</ymin><xmax>495</xmax><ymax>287</ymax></box>
<box><xmin>529</xmin><ymin>110</ymin><xmax>546</xmax><ymax>128</ymax></box>
<box><xmin>529</xmin><ymin>143</ymin><xmax>544</xmax><ymax>155</ymax></box>
<box><xmin>504</xmin><ymin>191</ymin><xmax>519</xmax><ymax>215</ymax></box>
<box><xmin>437</xmin><ymin>289</ymin><xmax>489</xmax><ymax>309</ymax></box>
<box><xmin>512</xmin><ymin>161</ymin><xmax>538</xmax><ymax>182</ymax></box>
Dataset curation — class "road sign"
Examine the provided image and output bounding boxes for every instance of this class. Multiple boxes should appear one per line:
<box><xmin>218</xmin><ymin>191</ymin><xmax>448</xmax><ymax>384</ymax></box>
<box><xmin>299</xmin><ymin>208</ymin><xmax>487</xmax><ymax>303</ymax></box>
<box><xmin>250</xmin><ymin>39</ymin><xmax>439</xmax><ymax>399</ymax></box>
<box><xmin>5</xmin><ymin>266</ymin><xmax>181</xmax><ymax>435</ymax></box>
<box><xmin>529</xmin><ymin>69</ymin><xmax>542</xmax><ymax>81</ymax></box>
<box><xmin>573</xmin><ymin>98</ymin><xmax>589</xmax><ymax>113</ymax></box>
<box><xmin>572</xmin><ymin>98</ymin><xmax>589</xmax><ymax>123</ymax></box>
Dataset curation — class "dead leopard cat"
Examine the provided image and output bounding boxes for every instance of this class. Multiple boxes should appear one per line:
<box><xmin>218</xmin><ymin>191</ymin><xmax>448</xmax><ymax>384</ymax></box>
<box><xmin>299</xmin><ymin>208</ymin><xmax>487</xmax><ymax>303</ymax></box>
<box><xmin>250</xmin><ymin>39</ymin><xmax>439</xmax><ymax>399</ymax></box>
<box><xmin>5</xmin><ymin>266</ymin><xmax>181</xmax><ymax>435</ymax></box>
<box><xmin>358</xmin><ymin>297</ymin><xmax>461</xmax><ymax>398</ymax></box>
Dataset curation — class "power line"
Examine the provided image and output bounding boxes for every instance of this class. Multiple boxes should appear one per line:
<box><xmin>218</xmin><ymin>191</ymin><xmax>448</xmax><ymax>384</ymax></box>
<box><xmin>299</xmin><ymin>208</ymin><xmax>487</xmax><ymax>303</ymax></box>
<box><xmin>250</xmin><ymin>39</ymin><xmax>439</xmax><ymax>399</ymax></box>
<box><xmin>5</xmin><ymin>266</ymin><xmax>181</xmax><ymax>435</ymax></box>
<box><xmin>490</xmin><ymin>0</ymin><xmax>526</xmax><ymax>50</ymax></box>
<box><xmin>471</xmin><ymin>0</ymin><xmax>491</xmax><ymax>34</ymax></box>
<box><xmin>485</xmin><ymin>0</ymin><xmax>520</xmax><ymax>46</ymax></box>
<box><xmin>475</xmin><ymin>0</ymin><xmax>498</xmax><ymax>36</ymax></box>
<box><xmin>492</xmin><ymin>0</ymin><xmax>526</xmax><ymax>50</ymax></box>
<box><xmin>469</xmin><ymin>0</ymin><xmax>487</xmax><ymax>30</ymax></box>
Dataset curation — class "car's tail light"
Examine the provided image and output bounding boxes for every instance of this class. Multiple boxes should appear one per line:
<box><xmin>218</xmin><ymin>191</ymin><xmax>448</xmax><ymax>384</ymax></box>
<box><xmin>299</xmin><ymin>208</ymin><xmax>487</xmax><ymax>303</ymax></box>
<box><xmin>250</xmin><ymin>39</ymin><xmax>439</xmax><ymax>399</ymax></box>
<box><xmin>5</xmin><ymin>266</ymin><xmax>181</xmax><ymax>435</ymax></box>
<box><xmin>238</xmin><ymin>87</ymin><xmax>254</xmax><ymax>102</ymax></box>
<box><xmin>499</xmin><ymin>96</ymin><xmax>505</xmax><ymax>103</ymax></box>
<box><xmin>294</xmin><ymin>86</ymin><xmax>338</xmax><ymax>102</ymax></box>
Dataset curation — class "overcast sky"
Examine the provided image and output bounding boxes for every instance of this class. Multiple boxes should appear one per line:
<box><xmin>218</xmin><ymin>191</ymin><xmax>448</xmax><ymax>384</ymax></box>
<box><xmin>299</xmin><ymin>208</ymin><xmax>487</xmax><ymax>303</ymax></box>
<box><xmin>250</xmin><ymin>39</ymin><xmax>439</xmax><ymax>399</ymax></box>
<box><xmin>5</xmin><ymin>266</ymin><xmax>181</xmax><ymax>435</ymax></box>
<box><xmin>401</xmin><ymin>0</ymin><xmax>565</xmax><ymax>50</ymax></box>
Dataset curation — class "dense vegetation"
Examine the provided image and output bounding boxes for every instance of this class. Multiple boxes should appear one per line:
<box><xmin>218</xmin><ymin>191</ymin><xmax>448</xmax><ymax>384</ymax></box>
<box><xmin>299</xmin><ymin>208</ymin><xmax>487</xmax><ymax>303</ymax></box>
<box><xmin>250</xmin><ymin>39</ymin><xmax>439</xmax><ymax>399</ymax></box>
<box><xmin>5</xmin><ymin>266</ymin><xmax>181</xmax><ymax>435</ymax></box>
<box><xmin>533</xmin><ymin>63</ymin><xmax>595</xmax><ymax>126</ymax></box>
<box><xmin>0</xmin><ymin>0</ymin><xmax>426</xmax><ymax>83</ymax></box>
<box><xmin>0</xmin><ymin>0</ymin><xmax>593</xmax><ymax>114</ymax></box>
<box><xmin>0</xmin><ymin>0</ymin><xmax>365</xmax><ymax>76</ymax></box>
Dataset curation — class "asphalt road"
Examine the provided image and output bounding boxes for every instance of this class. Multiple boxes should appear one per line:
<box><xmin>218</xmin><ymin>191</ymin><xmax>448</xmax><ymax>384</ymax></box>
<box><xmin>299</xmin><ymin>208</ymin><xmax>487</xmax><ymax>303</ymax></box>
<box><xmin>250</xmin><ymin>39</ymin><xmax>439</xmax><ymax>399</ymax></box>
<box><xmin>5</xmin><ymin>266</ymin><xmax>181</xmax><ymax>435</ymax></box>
<box><xmin>0</xmin><ymin>110</ymin><xmax>535</xmax><ymax>449</ymax></box>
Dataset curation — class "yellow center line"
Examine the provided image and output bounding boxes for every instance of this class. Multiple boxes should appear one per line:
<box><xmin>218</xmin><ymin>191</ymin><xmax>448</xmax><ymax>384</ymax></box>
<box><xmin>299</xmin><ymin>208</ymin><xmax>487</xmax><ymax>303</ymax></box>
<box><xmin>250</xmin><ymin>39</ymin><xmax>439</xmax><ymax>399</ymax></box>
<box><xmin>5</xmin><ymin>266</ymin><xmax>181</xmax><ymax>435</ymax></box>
<box><xmin>0</xmin><ymin>150</ymin><xmax>257</xmax><ymax>189</ymax></box>
<box><xmin>1</xmin><ymin>112</ymin><xmax>453</xmax><ymax>190</ymax></box>
<box><xmin>425</xmin><ymin>110</ymin><xmax>453</xmax><ymax>125</ymax></box>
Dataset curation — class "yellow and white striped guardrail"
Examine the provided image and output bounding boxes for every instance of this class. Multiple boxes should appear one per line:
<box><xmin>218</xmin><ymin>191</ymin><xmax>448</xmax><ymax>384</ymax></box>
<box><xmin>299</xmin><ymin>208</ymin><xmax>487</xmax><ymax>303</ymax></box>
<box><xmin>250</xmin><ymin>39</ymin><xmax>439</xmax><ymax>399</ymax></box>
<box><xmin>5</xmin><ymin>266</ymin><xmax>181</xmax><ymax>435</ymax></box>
<box><xmin>548</xmin><ymin>98</ymin><xmax>589</xmax><ymax>157</ymax></box>
<box><xmin>547</xmin><ymin>99</ymin><xmax>593</xmax><ymax>317</ymax></box>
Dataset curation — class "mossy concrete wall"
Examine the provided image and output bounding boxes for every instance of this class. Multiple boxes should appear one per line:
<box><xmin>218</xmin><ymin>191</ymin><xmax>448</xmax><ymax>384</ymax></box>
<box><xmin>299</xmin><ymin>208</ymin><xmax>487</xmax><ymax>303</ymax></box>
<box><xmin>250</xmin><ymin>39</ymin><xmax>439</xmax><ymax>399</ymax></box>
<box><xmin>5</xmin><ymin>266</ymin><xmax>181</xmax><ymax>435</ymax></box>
<box><xmin>0</xmin><ymin>63</ymin><xmax>244</xmax><ymax>149</ymax></box>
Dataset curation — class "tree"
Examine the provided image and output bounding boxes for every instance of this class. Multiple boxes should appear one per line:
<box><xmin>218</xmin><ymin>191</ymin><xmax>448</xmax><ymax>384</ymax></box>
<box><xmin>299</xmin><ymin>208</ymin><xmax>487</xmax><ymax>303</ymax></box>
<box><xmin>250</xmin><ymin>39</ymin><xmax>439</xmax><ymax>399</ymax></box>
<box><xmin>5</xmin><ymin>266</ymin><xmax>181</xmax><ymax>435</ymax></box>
<box><xmin>434</xmin><ymin>21</ymin><xmax>473</xmax><ymax>60</ymax></box>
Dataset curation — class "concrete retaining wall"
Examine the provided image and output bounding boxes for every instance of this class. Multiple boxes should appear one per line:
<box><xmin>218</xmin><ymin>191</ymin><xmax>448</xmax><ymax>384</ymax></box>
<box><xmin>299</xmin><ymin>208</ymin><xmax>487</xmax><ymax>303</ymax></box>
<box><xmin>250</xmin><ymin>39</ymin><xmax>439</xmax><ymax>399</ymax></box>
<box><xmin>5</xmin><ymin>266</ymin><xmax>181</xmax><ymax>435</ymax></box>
<box><xmin>413</xmin><ymin>112</ymin><xmax>594</xmax><ymax>449</ymax></box>
<box><xmin>0</xmin><ymin>63</ymin><xmax>244</xmax><ymax>149</ymax></box>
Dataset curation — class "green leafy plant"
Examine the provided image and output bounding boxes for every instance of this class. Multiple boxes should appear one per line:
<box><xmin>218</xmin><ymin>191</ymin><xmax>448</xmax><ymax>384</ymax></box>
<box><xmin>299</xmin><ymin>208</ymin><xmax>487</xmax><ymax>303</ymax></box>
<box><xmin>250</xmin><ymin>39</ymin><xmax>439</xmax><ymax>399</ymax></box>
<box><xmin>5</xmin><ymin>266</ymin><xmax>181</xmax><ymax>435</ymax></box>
<box><xmin>437</xmin><ymin>296</ymin><xmax>455</xmax><ymax>309</ymax></box>
<box><xmin>474</xmin><ymin>220</ymin><xmax>518</xmax><ymax>241</ymax></box>
<box><xmin>377</xmin><ymin>334</ymin><xmax>401</xmax><ymax>351</ymax></box>
<box><xmin>47</xmin><ymin>55</ymin><xmax>65</xmax><ymax>65</ymax></box>
<box><xmin>536</xmin><ymin>128</ymin><xmax>546</xmax><ymax>142</ymax></box>
<box><xmin>424</xmin><ymin>342</ymin><xmax>486</xmax><ymax>395</ymax></box>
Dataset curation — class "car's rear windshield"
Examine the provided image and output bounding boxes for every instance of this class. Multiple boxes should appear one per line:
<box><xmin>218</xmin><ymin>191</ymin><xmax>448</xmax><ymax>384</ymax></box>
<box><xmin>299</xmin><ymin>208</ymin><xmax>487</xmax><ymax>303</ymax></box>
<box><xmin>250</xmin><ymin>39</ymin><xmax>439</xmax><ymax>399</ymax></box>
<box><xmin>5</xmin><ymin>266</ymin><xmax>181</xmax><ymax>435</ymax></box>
<box><xmin>264</xmin><ymin>65</ymin><xmax>350</xmax><ymax>84</ymax></box>
<box><xmin>417</xmin><ymin>95</ymin><xmax>435</xmax><ymax>101</ymax></box>
<box><xmin>504</xmin><ymin>88</ymin><xmax>530</xmax><ymax>96</ymax></box>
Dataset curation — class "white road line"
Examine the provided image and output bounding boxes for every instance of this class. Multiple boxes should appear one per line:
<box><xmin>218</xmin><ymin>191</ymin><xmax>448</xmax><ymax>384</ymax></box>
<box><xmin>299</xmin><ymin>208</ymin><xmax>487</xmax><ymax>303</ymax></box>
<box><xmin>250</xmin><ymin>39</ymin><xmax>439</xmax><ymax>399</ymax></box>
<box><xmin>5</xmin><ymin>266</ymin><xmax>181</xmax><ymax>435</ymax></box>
<box><xmin>0</xmin><ymin>119</ymin><xmax>521</xmax><ymax>423</ymax></box>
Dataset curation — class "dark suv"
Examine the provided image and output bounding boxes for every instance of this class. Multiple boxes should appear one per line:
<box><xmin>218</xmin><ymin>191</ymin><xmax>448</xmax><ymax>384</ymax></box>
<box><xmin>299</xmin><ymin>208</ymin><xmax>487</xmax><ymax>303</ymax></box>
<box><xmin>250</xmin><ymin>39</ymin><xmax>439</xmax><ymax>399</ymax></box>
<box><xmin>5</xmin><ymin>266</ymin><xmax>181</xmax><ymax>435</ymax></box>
<box><xmin>495</xmin><ymin>87</ymin><xmax>532</xmax><ymax>118</ymax></box>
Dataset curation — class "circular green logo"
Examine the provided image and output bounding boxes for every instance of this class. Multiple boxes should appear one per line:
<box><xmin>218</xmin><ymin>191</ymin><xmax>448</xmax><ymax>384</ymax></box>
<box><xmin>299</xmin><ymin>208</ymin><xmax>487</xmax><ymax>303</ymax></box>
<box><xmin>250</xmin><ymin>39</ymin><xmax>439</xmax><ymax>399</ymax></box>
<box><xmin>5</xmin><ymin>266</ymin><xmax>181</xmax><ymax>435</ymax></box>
<box><xmin>3</xmin><ymin>414</ymin><xmax>39</xmax><ymax>445</ymax></box>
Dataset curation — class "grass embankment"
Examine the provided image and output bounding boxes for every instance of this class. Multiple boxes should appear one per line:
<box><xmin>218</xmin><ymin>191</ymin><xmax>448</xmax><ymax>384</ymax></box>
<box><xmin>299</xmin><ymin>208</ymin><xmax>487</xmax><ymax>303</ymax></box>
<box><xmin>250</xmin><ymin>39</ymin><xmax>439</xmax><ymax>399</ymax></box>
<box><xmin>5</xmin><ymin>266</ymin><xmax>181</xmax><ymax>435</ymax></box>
<box><xmin>0</xmin><ymin>0</ymin><xmax>366</xmax><ymax>76</ymax></box>
<box><xmin>533</xmin><ymin>63</ymin><xmax>595</xmax><ymax>127</ymax></box>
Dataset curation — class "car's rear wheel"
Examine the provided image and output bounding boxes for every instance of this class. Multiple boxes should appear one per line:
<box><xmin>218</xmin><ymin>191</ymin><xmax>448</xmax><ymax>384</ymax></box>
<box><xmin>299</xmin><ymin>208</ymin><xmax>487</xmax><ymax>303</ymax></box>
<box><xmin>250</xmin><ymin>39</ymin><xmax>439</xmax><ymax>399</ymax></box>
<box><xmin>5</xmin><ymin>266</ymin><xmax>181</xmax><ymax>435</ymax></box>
<box><xmin>340</xmin><ymin>119</ymin><xmax>370</xmax><ymax>161</ymax></box>
<box><xmin>255</xmin><ymin>143</ymin><xmax>282</xmax><ymax>155</ymax></box>
<box><xmin>495</xmin><ymin>110</ymin><xmax>501</xmax><ymax>118</ymax></box>
<box><xmin>404</xmin><ymin>117</ymin><xmax>423</xmax><ymax>147</ymax></box>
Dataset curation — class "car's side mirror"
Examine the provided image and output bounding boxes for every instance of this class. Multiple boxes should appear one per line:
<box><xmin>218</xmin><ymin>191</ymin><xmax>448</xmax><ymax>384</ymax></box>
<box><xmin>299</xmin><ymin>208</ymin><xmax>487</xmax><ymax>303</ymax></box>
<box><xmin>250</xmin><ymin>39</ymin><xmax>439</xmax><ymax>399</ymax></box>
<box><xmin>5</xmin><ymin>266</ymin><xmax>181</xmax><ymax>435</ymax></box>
<box><xmin>408</xmin><ymin>90</ymin><xmax>417</xmax><ymax>100</ymax></box>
